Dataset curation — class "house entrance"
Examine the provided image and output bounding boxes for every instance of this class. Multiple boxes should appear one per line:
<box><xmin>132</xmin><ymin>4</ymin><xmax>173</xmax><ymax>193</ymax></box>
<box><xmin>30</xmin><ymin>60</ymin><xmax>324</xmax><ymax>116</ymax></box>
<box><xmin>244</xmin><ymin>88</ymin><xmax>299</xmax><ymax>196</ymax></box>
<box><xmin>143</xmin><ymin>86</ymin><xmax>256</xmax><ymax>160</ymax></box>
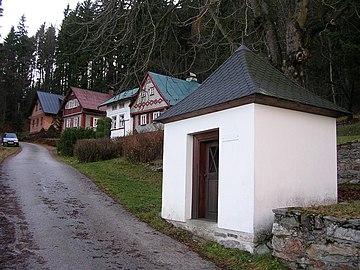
<box><xmin>192</xmin><ymin>130</ymin><xmax>219</xmax><ymax>221</ymax></box>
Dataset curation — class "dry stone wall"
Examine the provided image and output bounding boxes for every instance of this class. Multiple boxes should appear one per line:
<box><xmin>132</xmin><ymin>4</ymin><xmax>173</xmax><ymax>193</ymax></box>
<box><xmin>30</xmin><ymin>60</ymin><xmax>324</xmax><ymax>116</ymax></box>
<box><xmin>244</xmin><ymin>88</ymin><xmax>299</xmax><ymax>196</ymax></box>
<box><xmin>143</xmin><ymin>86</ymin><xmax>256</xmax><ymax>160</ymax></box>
<box><xmin>338</xmin><ymin>141</ymin><xmax>360</xmax><ymax>184</ymax></box>
<box><xmin>272</xmin><ymin>208</ymin><xmax>359</xmax><ymax>269</ymax></box>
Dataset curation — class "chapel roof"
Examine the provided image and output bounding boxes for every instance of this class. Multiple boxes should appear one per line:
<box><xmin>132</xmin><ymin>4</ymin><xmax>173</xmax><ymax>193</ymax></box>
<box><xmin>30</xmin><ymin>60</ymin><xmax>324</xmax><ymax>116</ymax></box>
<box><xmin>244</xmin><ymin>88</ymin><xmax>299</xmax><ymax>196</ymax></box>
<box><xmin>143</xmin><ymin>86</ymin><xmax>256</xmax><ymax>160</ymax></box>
<box><xmin>157</xmin><ymin>45</ymin><xmax>349</xmax><ymax>123</ymax></box>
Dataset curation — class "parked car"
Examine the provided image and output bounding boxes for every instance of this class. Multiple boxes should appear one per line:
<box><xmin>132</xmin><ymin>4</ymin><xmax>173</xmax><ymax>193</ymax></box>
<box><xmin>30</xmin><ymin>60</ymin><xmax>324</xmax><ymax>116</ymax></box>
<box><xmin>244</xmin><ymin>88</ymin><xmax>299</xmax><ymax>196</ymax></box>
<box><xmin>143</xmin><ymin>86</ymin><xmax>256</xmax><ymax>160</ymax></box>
<box><xmin>1</xmin><ymin>132</ymin><xmax>19</xmax><ymax>147</ymax></box>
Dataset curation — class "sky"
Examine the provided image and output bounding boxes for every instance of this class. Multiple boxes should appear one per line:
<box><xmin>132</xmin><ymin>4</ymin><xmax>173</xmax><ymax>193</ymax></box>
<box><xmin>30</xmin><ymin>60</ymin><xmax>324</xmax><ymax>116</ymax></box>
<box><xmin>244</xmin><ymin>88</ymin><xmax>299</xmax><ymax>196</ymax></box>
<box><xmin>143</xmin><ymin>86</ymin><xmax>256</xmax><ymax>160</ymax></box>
<box><xmin>0</xmin><ymin>0</ymin><xmax>80</xmax><ymax>40</ymax></box>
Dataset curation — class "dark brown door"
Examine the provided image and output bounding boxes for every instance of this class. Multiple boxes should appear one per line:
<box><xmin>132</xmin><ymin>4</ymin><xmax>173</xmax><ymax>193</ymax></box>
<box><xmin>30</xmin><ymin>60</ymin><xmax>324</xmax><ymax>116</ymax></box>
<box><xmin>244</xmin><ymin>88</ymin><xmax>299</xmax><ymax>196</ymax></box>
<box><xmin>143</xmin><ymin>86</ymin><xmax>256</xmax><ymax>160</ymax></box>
<box><xmin>192</xmin><ymin>130</ymin><xmax>219</xmax><ymax>221</ymax></box>
<box><xmin>204</xmin><ymin>141</ymin><xmax>219</xmax><ymax>220</ymax></box>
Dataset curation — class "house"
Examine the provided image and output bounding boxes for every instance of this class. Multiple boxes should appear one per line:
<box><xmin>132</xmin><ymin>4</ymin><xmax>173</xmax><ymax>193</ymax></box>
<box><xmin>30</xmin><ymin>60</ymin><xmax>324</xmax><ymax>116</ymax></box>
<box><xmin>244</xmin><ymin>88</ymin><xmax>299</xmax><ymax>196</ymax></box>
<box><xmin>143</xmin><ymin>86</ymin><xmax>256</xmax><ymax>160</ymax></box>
<box><xmin>60</xmin><ymin>87</ymin><xmax>113</xmax><ymax>130</ymax></box>
<box><xmin>130</xmin><ymin>71</ymin><xmax>200</xmax><ymax>133</ymax></box>
<box><xmin>29</xmin><ymin>91</ymin><xmax>64</xmax><ymax>134</ymax></box>
<box><xmin>156</xmin><ymin>45</ymin><xmax>349</xmax><ymax>253</ymax></box>
<box><xmin>98</xmin><ymin>88</ymin><xmax>139</xmax><ymax>138</ymax></box>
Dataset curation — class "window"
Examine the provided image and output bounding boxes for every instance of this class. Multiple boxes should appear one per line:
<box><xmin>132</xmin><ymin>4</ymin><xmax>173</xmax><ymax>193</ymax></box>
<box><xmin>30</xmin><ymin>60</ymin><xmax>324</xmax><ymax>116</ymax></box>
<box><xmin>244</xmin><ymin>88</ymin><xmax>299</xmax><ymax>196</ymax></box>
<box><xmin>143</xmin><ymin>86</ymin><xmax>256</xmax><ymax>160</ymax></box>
<box><xmin>65</xmin><ymin>99</ymin><xmax>80</xmax><ymax>109</ymax></box>
<box><xmin>119</xmin><ymin>114</ymin><xmax>125</xmax><ymax>128</ymax></box>
<box><xmin>149</xmin><ymin>87</ymin><xmax>155</xmax><ymax>96</ymax></box>
<box><xmin>40</xmin><ymin>117</ymin><xmax>43</xmax><ymax>125</ymax></box>
<box><xmin>66</xmin><ymin>119</ymin><xmax>71</xmax><ymax>128</ymax></box>
<box><xmin>112</xmin><ymin>105</ymin><xmax>117</xmax><ymax>111</ymax></box>
<box><xmin>152</xmin><ymin>111</ymin><xmax>161</xmax><ymax>120</ymax></box>
<box><xmin>93</xmin><ymin>118</ymin><xmax>99</xmax><ymax>127</ymax></box>
<box><xmin>111</xmin><ymin>116</ymin><xmax>117</xmax><ymax>129</ymax></box>
<box><xmin>39</xmin><ymin>104</ymin><xmax>42</xmax><ymax>111</ymax></box>
<box><xmin>149</xmin><ymin>86</ymin><xmax>155</xmax><ymax>96</ymax></box>
<box><xmin>140</xmin><ymin>114</ymin><xmax>147</xmax><ymax>126</ymax></box>
<box><xmin>141</xmin><ymin>91</ymin><xmax>146</xmax><ymax>98</ymax></box>
<box><xmin>118</xmin><ymin>103</ymin><xmax>124</xmax><ymax>109</ymax></box>
<box><xmin>73</xmin><ymin>117</ymin><xmax>79</xmax><ymax>128</ymax></box>
<box><xmin>36</xmin><ymin>119</ymin><xmax>39</xmax><ymax>126</ymax></box>
<box><xmin>32</xmin><ymin>119</ymin><xmax>35</xmax><ymax>128</ymax></box>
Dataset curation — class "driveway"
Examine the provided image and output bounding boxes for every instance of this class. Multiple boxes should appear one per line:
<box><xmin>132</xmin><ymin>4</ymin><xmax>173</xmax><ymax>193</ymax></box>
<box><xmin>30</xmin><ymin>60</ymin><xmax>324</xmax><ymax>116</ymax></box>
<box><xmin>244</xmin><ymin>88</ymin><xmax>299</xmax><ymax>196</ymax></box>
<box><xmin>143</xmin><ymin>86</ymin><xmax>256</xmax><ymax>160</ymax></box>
<box><xmin>0</xmin><ymin>143</ymin><xmax>218</xmax><ymax>270</ymax></box>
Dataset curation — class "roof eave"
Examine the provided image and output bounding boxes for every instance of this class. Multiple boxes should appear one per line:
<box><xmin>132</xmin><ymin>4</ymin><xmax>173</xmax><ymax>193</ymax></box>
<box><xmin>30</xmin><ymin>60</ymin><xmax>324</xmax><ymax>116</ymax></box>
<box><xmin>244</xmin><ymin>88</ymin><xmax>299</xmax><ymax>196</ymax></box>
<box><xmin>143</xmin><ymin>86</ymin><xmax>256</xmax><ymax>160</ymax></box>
<box><xmin>157</xmin><ymin>94</ymin><xmax>350</xmax><ymax>124</ymax></box>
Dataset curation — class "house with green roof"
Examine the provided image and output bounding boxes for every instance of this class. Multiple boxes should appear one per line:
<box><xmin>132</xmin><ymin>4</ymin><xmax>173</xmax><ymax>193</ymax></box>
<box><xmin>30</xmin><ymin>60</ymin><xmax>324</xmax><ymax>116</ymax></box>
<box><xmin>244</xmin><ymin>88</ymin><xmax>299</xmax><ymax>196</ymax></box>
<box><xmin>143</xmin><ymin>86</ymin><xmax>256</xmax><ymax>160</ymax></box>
<box><xmin>98</xmin><ymin>88</ymin><xmax>139</xmax><ymax>138</ymax></box>
<box><xmin>157</xmin><ymin>45</ymin><xmax>349</xmax><ymax>253</ymax></box>
<box><xmin>130</xmin><ymin>71</ymin><xmax>200</xmax><ymax>133</ymax></box>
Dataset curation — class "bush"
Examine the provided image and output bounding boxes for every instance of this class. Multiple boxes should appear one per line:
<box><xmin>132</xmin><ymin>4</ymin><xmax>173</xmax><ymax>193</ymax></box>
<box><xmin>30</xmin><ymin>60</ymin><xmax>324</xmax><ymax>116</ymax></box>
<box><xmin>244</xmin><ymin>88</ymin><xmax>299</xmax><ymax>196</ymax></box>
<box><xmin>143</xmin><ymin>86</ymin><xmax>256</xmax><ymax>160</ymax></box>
<box><xmin>74</xmin><ymin>137</ymin><xmax>123</xmax><ymax>163</ymax></box>
<box><xmin>57</xmin><ymin>128</ymin><xmax>95</xmax><ymax>156</ymax></box>
<box><xmin>95</xmin><ymin>117</ymin><xmax>111</xmax><ymax>138</ymax></box>
<box><xmin>123</xmin><ymin>130</ymin><xmax>164</xmax><ymax>163</ymax></box>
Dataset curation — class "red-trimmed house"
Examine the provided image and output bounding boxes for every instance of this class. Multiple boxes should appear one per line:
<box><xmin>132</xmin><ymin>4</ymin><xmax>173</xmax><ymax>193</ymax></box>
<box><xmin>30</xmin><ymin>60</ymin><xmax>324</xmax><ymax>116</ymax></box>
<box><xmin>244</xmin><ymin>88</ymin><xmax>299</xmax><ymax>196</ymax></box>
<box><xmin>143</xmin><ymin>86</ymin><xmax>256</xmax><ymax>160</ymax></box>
<box><xmin>29</xmin><ymin>91</ymin><xmax>64</xmax><ymax>134</ymax></box>
<box><xmin>60</xmin><ymin>87</ymin><xmax>113</xmax><ymax>131</ymax></box>
<box><xmin>130</xmin><ymin>72</ymin><xmax>200</xmax><ymax>133</ymax></box>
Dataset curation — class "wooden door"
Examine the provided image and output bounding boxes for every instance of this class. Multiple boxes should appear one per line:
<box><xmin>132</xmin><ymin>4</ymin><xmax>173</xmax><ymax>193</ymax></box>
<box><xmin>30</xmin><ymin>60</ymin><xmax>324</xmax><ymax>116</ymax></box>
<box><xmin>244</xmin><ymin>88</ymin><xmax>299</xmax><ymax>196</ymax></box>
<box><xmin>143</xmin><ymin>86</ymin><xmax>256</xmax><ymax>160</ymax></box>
<box><xmin>192</xmin><ymin>130</ymin><xmax>219</xmax><ymax>221</ymax></box>
<box><xmin>204</xmin><ymin>140</ymin><xmax>219</xmax><ymax>220</ymax></box>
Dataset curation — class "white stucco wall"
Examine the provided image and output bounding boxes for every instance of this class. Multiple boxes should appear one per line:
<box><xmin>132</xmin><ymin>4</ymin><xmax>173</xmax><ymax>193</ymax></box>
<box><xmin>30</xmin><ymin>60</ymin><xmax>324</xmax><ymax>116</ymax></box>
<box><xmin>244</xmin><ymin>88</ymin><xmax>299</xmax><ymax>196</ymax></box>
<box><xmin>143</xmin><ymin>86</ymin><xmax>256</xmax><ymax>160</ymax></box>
<box><xmin>106</xmin><ymin>100</ymin><xmax>133</xmax><ymax>138</ymax></box>
<box><xmin>162</xmin><ymin>104</ymin><xmax>256</xmax><ymax>234</ymax></box>
<box><xmin>253</xmin><ymin>104</ymin><xmax>337</xmax><ymax>235</ymax></box>
<box><xmin>162</xmin><ymin>103</ymin><xmax>338</xmax><ymax>241</ymax></box>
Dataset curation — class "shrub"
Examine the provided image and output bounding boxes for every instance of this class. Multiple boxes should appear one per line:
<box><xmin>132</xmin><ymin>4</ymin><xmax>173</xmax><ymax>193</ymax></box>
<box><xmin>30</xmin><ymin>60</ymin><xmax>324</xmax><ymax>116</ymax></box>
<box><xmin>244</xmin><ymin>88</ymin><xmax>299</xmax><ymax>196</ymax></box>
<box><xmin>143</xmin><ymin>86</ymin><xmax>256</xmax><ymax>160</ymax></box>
<box><xmin>123</xmin><ymin>130</ymin><xmax>164</xmax><ymax>163</ymax></box>
<box><xmin>74</xmin><ymin>137</ymin><xmax>123</xmax><ymax>163</ymax></box>
<box><xmin>57</xmin><ymin>128</ymin><xmax>95</xmax><ymax>156</ymax></box>
<box><xmin>95</xmin><ymin>117</ymin><xmax>111</xmax><ymax>138</ymax></box>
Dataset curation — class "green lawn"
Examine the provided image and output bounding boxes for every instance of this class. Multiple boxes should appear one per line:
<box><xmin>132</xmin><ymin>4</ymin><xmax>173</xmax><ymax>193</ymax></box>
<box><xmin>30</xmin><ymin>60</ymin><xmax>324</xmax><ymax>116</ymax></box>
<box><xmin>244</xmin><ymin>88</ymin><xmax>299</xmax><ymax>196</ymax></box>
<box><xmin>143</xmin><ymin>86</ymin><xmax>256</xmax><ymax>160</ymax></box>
<box><xmin>337</xmin><ymin>120</ymin><xmax>360</xmax><ymax>144</ymax></box>
<box><xmin>60</xmin><ymin>156</ymin><xmax>286</xmax><ymax>270</ymax></box>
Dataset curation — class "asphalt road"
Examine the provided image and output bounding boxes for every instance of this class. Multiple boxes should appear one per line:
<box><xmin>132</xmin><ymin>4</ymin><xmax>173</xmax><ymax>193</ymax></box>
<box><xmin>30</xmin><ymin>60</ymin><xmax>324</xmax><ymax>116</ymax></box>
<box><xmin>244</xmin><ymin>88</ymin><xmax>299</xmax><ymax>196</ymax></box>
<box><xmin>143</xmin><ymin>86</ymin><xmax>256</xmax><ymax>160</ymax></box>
<box><xmin>0</xmin><ymin>143</ymin><xmax>218</xmax><ymax>270</ymax></box>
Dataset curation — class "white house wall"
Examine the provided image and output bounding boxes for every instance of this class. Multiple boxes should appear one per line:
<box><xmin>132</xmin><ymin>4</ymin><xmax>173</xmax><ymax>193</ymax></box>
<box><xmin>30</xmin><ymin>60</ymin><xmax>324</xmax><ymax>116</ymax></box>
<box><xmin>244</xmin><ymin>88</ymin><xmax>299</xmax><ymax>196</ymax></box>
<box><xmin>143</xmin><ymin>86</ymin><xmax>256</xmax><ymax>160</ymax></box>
<box><xmin>106</xmin><ymin>100</ymin><xmax>133</xmax><ymax>138</ymax></box>
<box><xmin>253</xmin><ymin>104</ymin><xmax>337</xmax><ymax>236</ymax></box>
<box><xmin>162</xmin><ymin>104</ymin><xmax>256</xmax><ymax>234</ymax></box>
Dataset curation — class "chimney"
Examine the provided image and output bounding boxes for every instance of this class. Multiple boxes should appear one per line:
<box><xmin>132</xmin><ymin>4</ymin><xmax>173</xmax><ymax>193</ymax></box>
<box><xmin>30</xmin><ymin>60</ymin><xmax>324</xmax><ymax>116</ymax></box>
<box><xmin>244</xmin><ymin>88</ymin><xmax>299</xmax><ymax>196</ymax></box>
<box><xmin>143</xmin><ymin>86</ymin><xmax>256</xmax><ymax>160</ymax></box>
<box><xmin>186</xmin><ymin>72</ymin><xmax>197</xmax><ymax>82</ymax></box>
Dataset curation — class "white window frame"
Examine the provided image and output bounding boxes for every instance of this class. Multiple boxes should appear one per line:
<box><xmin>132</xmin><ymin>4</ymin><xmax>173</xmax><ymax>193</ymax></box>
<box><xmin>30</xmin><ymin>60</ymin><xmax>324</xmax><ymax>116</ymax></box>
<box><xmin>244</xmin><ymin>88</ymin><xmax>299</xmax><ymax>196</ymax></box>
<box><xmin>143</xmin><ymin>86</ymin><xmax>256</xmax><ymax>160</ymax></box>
<box><xmin>152</xmin><ymin>111</ymin><xmax>161</xmax><ymax>120</ymax></box>
<box><xmin>140</xmin><ymin>114</ymin><xmax>147</xmax><ymax>126</ymax></box>
<box><xmin>65</xmin><ymin>99</ymin><xmax>80</xmax><ymax>109</ymax></box>
<box><xmin>118</xmin><ymin>102</ymin><xmax>125</xmax><ymax>109</ymax></box>
<box><xmin>119</xmin><ymin>114</ymin><xmax>125</xmax><ymax>128</ymax></box>
<box><xmin>73</xmin><ymin>117</ymin><xmax>79</xmax><ymax>128</ymax></box>
<box><xmin>112</xmin><ymin>104</ymin><xmax>117</xmax><ymax>111</ymax></box>
<box><xmin>149</xmin><ymin>87</ymin><xmax>155</xmax><ymax>96</ymax></box>
<box><xmin>111</xmin><ymin>116</ymin><xmax>117</xmax><ymax>130</ymax></box>
<box><xmin>93</xmin><ymin>117</ymin><xmax>99</xmax><ymax>128</ymax></box>
<box><xmin>66</xmin><ymin>118</ymin><xmax>71</xmax><ymax>128</ymax></box>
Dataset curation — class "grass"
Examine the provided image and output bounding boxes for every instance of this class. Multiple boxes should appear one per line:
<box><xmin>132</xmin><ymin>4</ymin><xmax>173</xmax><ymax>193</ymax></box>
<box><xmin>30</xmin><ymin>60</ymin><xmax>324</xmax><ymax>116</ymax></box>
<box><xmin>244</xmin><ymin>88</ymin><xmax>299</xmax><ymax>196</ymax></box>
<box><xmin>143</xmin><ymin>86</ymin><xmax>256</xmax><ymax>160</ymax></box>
<box><xmin>337</xmin><ymin>119</ymin><xmax>360</xmax><ymax>144</ymax></box>
<box><xmin>337</xmin><ymin>135</ymin><xmax>360</xmax><ymax>145</ymax></box>
<box><xmin>0</xmin><ymin>145</ymin><xmax>21</xmax><ymax>163</ymax></box>
<box><xmin>302</xmin><ymin>201</ymin><xmax>360</xmax><ymax>219</ymax></box>
<box><xmin>59</xmin><ymin>156</ymin><xmax>286</xmax><ymax>270</ymax></box>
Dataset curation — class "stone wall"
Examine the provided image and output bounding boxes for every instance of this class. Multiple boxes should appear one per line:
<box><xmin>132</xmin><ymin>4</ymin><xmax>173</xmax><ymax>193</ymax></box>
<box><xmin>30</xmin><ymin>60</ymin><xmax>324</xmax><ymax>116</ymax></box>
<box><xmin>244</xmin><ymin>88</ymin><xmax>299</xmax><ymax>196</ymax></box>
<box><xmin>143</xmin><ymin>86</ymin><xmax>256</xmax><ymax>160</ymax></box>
<box><xmin>338</xmin><ymin>141</ymin><xmax>360</xmax><ymax>184</ymax></box>
<box><xmin>272</xmin><ymin>208</ymin><xmax>359</xmax><ymax>270</ymax></box>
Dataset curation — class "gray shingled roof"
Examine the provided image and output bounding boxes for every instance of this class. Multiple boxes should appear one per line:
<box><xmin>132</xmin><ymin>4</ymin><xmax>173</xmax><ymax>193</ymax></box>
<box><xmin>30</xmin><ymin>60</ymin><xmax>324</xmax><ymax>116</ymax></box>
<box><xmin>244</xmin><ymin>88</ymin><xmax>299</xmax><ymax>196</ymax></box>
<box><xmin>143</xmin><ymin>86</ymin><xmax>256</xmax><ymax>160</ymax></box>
<box><xmin>157</xmin><ymin>45</ymin><xmax>349</xmax><ymax>123</ymax></box>
<box><xmin>37</xmin><ymin>91</ymin><xmax>64</xmax><ymax>115</ymax></box>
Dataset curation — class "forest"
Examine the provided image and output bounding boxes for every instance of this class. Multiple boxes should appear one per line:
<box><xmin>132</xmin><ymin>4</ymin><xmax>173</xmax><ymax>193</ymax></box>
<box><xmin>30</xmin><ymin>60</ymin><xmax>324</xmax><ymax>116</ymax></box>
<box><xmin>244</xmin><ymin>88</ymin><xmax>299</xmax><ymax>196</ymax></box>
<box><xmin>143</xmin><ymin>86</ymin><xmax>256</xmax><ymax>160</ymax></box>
<box><xmin>0</xmin><ymin>0</ymin><xmax>359</xmax><ymax>132</ymax></box>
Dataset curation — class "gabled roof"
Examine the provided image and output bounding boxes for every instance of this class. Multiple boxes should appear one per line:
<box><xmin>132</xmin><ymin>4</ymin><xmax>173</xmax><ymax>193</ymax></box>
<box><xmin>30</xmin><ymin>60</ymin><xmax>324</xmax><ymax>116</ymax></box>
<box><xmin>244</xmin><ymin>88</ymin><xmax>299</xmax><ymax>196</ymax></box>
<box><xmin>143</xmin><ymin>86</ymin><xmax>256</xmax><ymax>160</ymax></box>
<box><xmin>68</xmin><ymin>87</ymin><xmax>112</xmax><ymax>112</ymax></box>
<box><xmin>148</xmin><ymin>72</ymin><xmax>200</xmax><ymax>106</ymax></box>
<box><xmin>98</xmin><ymin>88</ymin><xmax>139</xmax><ymax>108</ymax></box>
<box><xmin>36</xmin><ymin>91</ymin><xmax>64</xmax><ymax>115</ymax></box>
<box><xmin>157</xmin><ymin>45</ymin><xmax>349</xmax><ymax>123</ymax></box>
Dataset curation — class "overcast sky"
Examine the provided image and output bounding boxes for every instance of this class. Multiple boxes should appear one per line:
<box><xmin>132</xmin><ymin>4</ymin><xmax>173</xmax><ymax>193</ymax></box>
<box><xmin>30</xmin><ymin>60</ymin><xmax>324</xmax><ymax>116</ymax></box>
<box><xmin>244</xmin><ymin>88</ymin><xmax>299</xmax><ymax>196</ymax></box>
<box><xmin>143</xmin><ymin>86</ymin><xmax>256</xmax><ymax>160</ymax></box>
<box><xmin>0</xmin><ymin>0</ymin><xmax>80</xmax><ymax>40</ymax></box>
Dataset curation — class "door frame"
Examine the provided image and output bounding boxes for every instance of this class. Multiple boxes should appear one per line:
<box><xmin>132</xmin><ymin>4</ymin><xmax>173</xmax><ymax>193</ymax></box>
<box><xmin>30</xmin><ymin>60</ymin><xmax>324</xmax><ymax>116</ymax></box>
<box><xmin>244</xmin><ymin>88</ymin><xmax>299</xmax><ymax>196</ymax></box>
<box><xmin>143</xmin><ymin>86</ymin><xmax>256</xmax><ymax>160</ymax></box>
<box><xmin>192</xmin><ymin>129</ymin><xmax>219</xmax><ymax>220</ymax></box>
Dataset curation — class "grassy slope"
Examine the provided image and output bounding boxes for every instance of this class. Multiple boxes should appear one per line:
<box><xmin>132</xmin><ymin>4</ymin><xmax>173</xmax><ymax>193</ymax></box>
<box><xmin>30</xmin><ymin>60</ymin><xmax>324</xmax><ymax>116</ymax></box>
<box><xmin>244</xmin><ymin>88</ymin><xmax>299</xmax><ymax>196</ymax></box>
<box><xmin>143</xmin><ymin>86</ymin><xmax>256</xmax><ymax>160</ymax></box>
<box><xmin>0</xmin><ymin>146</ymin><xmax>21</xmax><ymax>163</ymax></box>
<box><xmin>60</xmin><ymin>156</ymin><xmax>285</xmax><ymax>270</ymax></box>
<box><xmin>337</xmin><ymin>120</ymin><xmax>360</xmax><ymax>144</ymax></box>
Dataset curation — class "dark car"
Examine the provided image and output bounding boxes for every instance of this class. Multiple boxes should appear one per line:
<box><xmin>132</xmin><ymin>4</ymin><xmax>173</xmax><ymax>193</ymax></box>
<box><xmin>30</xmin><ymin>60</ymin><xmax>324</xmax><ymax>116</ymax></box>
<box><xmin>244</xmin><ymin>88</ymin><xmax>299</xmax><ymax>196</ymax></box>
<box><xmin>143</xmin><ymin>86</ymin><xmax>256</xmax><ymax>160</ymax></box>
<box><xmin>1</xmin><ymin>132</ymin><xmax>19</xmax><ymax>147</ymax></box>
